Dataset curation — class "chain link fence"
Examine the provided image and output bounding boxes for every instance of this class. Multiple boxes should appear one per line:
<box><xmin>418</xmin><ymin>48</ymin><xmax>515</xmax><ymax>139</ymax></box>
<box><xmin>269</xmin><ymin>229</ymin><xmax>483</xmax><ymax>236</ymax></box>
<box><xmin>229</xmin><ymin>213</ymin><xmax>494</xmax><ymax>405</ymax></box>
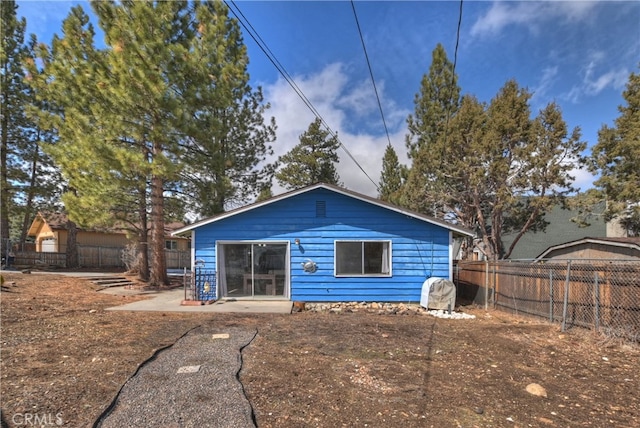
<box><xmin>455</xmin><ymin>259</ymin><xmax>640</xmax><ymax>343</ymax></box>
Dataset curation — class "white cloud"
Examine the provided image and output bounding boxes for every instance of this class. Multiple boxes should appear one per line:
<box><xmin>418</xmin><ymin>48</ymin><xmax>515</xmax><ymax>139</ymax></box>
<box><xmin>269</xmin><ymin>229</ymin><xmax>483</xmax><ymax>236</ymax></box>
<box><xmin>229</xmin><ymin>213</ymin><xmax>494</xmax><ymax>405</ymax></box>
<box><xmin>582</xmin><ymin>62</ymin><xmax>630</xmax><ymax>96</ymax></box>
<box><xmin>470</xmin><ymin>2</ymin><xmax>531</xmax><ymax>37</ymax></box>
<box><xmin>262</xmin><ymin>63</ymin><xmax>410</xmax><ymax>198</ymax></box>
<box><xmin>552</xmin><ymin>1</ymin><xmax>599</xmax><ymax>22</ymax></box>
<box><xmin>262</xmin><ymin>63</ymin><xmax>595</xmax><ymax>198</ymax></box>
<box><xmin>531</xmin><ymin>66</ymin><xmax>559</xmax><ymax>107</ymax></box>
<box><xmin>336</xmin><ymin>78</ymin><xmax>379</xmax><ymax>118</ymax></box>
<box><xmin>564</xmin><ymin>52</ymin><xmax>630</xmax><ymax>103</ymax></box>
<box><xmin>586</xmin><ymin>69</ymin><xmax>629</xmax><ymax>96</ymax></box>
<box><xmin>570</xmin><ymin>166</ymin><xmax>596</xmax><ymax>192</ymax></box>
<box><xmin>471</xmin><ymin>1</ymin><xmax>598</xmax><ymax>37</ymax></box>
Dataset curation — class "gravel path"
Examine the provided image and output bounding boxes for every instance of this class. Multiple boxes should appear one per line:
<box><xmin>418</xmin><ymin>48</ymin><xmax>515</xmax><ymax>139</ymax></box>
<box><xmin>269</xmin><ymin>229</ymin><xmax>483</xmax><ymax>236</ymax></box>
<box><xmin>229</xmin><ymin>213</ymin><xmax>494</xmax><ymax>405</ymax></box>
<box><xmin>95</xmin><ymin>326</ymin><xmax>258</xmax><ymax>428</ymax></box>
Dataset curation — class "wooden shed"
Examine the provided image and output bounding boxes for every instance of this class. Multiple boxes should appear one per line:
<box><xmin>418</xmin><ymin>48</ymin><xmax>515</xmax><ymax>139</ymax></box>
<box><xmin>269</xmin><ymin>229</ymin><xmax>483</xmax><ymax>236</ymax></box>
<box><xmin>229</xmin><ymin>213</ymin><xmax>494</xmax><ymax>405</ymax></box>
<box><xmin>172</xmin><ymin>183</ymin><xmax>473</xmax><ymax>302</ymax></box>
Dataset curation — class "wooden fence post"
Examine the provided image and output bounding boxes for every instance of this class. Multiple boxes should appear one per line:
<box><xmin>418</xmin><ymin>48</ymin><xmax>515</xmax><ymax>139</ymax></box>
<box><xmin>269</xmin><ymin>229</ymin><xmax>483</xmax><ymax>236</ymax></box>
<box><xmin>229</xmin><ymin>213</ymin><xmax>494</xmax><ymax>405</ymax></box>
<box><xmin>561</xmin><ymin>260</ymin><xmax>572</xmax><ymax>332</ymax></box>
<box><xmin>594</xmin><ymin>271</ymin><xmax>600</xmax><ymax>332</ymax></box>
<box><xmin>492</xmin><ymin>262</ymin><xmax>497</xmax><ymax>309</ymax></box>
<box><xmin>549</xmin><ymin>268</ymin><xmax>554</xmax><ymax>322</ymax></box>
<box><xmin>484</xmin><ymin>260</ymin><xmax>489</xmax><ymax>310</ymax></box>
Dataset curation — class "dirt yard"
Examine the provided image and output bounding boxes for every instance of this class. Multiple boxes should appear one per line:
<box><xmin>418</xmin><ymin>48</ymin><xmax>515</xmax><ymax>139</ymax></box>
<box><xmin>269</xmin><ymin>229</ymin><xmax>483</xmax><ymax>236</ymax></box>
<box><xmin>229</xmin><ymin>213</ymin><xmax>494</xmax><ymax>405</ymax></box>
<box><xmin>1</xmin><ymin>272</ymin><xmax>638</xmax><ymax>427</ymax></box>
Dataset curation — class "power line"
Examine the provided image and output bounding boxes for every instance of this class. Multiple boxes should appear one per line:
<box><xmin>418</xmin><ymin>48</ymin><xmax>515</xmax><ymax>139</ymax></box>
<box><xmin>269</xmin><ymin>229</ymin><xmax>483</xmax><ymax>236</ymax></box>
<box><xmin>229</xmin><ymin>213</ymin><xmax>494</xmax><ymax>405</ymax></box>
<box><xmin>440</xmin><ymin>0</ymin><xmax>464</xmax><ymax>162</ymax></box>
<box><xmin>452</xmin><ymin>0</ymin><xmax>463</xmax><ymax>89</ymax></box>
<box><xmin>350</xmin><ymin>0</ymin><xmax>393</xmax><ymax>149</ymax></box>
<box><xmin>225</xmin><ymin>0</ymin><xmax>380</xmax><ymax>191</ymax></box>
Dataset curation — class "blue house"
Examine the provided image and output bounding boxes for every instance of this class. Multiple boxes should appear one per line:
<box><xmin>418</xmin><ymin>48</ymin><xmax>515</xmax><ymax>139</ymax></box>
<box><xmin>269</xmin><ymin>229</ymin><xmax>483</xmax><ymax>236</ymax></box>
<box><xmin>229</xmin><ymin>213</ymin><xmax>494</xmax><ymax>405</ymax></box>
<box><xmin>172</xmin><ymin>183</ymin><xmax>473</xmax><ymax>302</ymax></box>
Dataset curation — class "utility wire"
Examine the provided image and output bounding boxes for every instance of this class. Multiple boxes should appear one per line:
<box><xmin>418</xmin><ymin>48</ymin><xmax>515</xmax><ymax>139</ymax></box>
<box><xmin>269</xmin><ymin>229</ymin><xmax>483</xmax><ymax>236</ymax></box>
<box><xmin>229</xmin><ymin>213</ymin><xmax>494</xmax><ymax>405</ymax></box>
<box><xmin>350</xmin><ymin>0</ymin><xmax>393</xmax><ymax>149</ymax></box>
<box><xmin>225</xmin><ymin>0</ymin><xmax>380</xmax><ymax>191</ymax></box>
<box><xmin>452</xmin><ymin>0</ymin><xmax>463</xmax><ymax>81</ymax></box>
<box><xmin>440</xmin><ymin>0</ymin><xmax>464</xmax><ymax>162</ymax></box>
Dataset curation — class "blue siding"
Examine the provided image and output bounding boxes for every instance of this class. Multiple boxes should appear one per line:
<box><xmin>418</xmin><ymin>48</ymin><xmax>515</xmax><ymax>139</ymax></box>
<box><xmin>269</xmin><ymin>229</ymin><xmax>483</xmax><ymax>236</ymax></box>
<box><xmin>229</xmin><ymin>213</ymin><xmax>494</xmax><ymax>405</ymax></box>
<box><xmin>193</xmin><ymin>188</ymin><xmax>451</xmax><ymax>302</ymax></box>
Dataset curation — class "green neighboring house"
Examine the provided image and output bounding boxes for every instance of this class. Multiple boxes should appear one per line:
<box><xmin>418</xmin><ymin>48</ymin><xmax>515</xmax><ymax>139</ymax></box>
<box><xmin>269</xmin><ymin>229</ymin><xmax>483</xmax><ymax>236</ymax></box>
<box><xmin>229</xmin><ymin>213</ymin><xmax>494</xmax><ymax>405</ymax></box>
<box><xmin>499</xmin><ymin>203</ymin><xmax>607</xmax><ymax>260</ymax></box>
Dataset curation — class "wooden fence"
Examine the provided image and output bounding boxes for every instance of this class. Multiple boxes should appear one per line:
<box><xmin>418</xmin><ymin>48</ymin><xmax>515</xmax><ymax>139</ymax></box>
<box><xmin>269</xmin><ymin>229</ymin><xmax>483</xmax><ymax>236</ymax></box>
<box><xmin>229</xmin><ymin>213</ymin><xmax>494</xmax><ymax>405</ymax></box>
<box><xmin>13</xmin><ymin>251</ymin><xmax>67</xmax><ymax>268</ymax></box>
<box><xmin>455</xmin><ymin>260</ymin><xmax>640</xmax><ymax>342</ymax></box>
<box><xmin>13</xmin><ymin>246</ymin><xmax>190</xmax><ymax>269</ymax></box>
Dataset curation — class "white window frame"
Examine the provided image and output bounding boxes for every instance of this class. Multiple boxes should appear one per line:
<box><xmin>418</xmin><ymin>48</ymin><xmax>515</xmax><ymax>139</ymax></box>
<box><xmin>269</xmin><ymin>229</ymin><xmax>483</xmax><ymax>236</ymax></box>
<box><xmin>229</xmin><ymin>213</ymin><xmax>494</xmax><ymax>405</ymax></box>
<box><xmin>216</xmin><ymin>240</ymin><xmax>291</xmax><ymax>299</ymax></box>
<box><xmin>334</xmin><ymin>240</ymin><xmax>392</xmax><ymax>277</ymax></box>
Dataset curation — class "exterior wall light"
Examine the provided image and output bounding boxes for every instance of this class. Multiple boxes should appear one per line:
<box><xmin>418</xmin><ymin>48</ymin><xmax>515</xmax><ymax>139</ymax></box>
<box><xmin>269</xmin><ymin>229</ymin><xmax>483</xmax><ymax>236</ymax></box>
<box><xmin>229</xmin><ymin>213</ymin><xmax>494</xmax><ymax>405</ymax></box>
<box><xmin>301</xmin><ymin>258</ymin><xmax>317</xmax><ymax>273</ymax></box>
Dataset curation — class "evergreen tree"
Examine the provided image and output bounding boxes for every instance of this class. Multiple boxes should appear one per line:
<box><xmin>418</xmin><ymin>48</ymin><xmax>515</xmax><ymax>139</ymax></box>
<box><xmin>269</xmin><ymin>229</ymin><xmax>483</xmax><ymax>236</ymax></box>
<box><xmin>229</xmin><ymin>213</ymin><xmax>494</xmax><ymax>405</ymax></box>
<box><xmin>27</xmin><ymin>6</ymin><xmax>116</xmax><ymax>269</ymax></box>
<box><xmin>403</xmin><ymin>77</ymin><xmax>585</xmax><ymax>259</ymax></box>
<box><xmin>178</xmin><ymin>1</ymin><xmax>276</xmax><ymax>216</ymax></box>
<box><xmin>276</xmin><ymin>117</ymin><xmax>341</xmax><ymax>190</ymax></box>
<box><xmin>18</xmin><ymin>35</ymin><xmax>64</xmax><ymax>243</ymax></box>
<box><xmin>256</xmin><ymin>185</ymin><xmax>273</xmax><ymax>202</ymax></box>
<box><xmin>378</xmin><ymin>145</ymin><xmax>405</xmax><ymax>205</ymax></box>
<box><xmin>1</xmin><ymin>0</ymin><xmax>27</xmax><ymax>245</ymax></box>
<box><xmin>589</xmin><ymin>66</ymin><xmax>640</xmax><ymax>235</ymax></box>
<box><xmin>404</xmin><ymin>43</ymin><xmax>460</xmax><ymax>159</ymax></box>
<box><xmin>408</xmin><ymin>94</ymin><xmax>487</xmax><ymax>223</ymax></box>
<box><xmin>499</xmin><ymin>101</ymin><xmax>585</xmax><ymax>258</ymax></box>
<box><xmin>29</xmin><ymin>1</ymin><xmax>276</xmax><ymax>284</ymax></box>
<box><xmin>0</xmin><ymin>3</ymin><xmax>61</xmax><ymax>246</ymax></box>
<box><xmin>401</xmin><ymin>44</ymin><xmax>461</xmax><ymax>212</ymax></box>
<box><xmin>478</xmin><ymin>80</ymin><xmax>535</xmax><ymax>259</ymax></box>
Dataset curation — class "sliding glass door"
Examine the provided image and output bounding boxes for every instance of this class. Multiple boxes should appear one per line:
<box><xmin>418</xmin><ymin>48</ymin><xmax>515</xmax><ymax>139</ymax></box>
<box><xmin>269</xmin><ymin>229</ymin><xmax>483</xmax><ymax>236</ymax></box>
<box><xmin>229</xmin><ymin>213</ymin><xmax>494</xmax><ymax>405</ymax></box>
<box><xmin>218</xmin><ymin>242</ymin><xmax>288</xmax><ymax>298</ymax></box>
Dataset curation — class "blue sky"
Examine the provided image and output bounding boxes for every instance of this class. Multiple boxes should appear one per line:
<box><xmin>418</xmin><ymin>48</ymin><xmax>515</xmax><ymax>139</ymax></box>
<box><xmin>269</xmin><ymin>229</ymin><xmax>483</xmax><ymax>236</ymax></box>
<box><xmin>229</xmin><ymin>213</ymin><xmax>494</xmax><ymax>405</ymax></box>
<box><xmin>15</xmin><ymin>1</ymin><xmax>640</xmax><ymax>197</ymax></box>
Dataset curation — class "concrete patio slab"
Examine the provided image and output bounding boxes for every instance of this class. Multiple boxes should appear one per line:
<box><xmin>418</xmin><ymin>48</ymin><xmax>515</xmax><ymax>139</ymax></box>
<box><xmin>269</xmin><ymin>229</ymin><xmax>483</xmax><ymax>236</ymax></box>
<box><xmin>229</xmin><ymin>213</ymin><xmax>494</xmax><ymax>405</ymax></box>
<box><xmin>103</xmin><ymin>287</ymin><xmax>293</xmax><ymax>313</ymax></box>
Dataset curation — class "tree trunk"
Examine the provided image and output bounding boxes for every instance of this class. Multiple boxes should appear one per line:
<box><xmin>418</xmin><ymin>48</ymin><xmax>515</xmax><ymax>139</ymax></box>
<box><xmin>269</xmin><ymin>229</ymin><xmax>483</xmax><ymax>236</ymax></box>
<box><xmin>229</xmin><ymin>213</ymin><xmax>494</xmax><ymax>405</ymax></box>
<box><xmin>19</xmin><ymin>138</ymin><xmax>40</xmax><ymax>243</ymax></box>
<box><xmin>490</xmin><ymin>208</ymin><xmax>503</xmax><ymax>260</ymax></box>
<box><xmin>149</xmin><ymin>173</ymin><xmax>168</xmax><ymax>286</ymax></box>
<box><xmin>66</xmin><ymin>219</ymin><xmax>79</xmax><ymax>268</ymax></box>
<box><xmin>0</xmin><ymin>93</ymin><xmax>10</xmax><ymax>245</ymax></box>
<box><xmin>503</xmin><ymin>205</ymin><xmax>542</xmax><ymax>260</ymax></box>
<box><xmin>137</xmin><ymin>192</ymin><xmax>149</xmax><ymax>281</ymax></box>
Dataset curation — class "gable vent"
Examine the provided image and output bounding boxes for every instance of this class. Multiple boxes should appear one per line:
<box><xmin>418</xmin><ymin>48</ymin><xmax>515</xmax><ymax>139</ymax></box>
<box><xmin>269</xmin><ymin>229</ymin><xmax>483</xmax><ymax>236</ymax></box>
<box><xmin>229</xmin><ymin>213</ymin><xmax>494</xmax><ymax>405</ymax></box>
<box><xmin>316</xmin><ymin>200</ymin><xmax>327</xmax><ymax>217</ymax></box>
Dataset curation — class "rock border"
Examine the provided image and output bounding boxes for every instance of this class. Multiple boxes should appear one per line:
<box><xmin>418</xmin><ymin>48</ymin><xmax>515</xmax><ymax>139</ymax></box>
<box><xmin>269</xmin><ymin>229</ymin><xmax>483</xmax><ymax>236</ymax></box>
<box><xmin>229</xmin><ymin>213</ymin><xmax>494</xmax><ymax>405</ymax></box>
<box><xmin>301</xmin><ymin>302</ymin><xmax>476</xmax><ymax>319</ymax></box>
<box><xmin>305</xmin><ymin>302</ymin><xmax>429</xmax><ymax>315</ymax></box>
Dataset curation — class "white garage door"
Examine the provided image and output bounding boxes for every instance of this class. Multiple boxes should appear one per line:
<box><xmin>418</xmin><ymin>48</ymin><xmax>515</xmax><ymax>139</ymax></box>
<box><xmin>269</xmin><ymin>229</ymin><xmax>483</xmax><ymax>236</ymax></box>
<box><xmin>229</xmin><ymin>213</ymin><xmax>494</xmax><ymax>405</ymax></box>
<box><xmin>41</xmin><ymin>239</ymin><xmax>56</xmax><ymax>253</ymax></box>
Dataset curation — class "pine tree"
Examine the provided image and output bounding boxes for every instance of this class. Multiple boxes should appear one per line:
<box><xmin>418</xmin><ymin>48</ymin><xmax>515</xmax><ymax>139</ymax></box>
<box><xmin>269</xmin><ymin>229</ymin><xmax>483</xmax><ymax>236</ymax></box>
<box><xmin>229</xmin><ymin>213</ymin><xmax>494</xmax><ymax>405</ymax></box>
<box><xmin>178</xmin><ymin>0</ymin><xmax>276</xmax><ymax>216</ymax></box>
<box><xmin>404</xmin><ymin>43</ymin><xmax>461</xmax><ymax>159</ymax></box>
<box><xmin>410</xmin><ymin>93</ymin><xmax>487</xmax><ymax>222</ymax></box>
<box><xmin>378</xmin><ymin>145</ymin><xmax>405</xmax><ymax>205</ymax></box>
<box><xmin>499</xmin><ymin>100</ymin><xmax>586</xmax><ymax>258</ymax></box>
<box><xmin>402</xmin><ymin>44</ymin><xmax>461</xmax><ymax>212</ymax></box>
<box><xmin>402</xmin><ymin>75</ymin><xmax>585</xmax><ymax>259</ymax></box>
<box><xmin>1</xmin><ymin>0</ymin><xmax>28</xmax><ymax>245</ymax></box>
<box><xmin>256</xmin><ymin>185</ymin><xmax>273</xmax><ymax>202</ymax></box>
<box><xmin>590</xmin><ymin>66</ymin><xmax>640</xmax><ymax>235</ymax></box>
<box><xmin>29</xmin><ymin>1</ymin><xmax>276</xmax><ymax>284</ymax></box>
<box><xmin>275</xmin><ymin>118</ymin><xmax>341</xmax><ymax>190</ymax></box>
<box><xmin>18</xmin><ymin>34</ymin><xmax>64</xmax><ymax>244</ymax></box>
<box><xmin>477</xmin><ymin>80</ymin><xmax>535</xmax><ymax>259</ymax></box>
<box><xmin>28</xmin><ymin>4</ymin><xmax>179</xmax><ymax>283</ymax></box>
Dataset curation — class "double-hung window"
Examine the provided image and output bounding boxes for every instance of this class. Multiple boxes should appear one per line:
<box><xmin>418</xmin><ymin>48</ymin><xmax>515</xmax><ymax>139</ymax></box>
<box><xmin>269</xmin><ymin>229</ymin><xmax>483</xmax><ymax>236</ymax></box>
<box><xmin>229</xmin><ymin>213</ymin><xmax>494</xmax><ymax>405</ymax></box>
<box><xmin>335</xmin><ymin>240</ymin><xmax>391</xmax><ymax>277</ymax></box>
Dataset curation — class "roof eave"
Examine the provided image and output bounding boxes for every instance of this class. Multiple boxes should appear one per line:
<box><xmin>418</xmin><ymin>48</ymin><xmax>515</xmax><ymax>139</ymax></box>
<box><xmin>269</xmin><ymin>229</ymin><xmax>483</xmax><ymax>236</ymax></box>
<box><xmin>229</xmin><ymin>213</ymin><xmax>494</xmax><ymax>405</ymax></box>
<box><xmin>535</xmin><ymin>237</ymin><xmax>640</xmax><ymax>260</ymax></box>
<box><xmin>171</xmin><ymin>183</ymin><xmax>475</xmax><ymax>237</ymax></box>
<box><xmin>26</xmin><ymin>212</ymin><xmax>47</xmax><ymax>237</ymax></box>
